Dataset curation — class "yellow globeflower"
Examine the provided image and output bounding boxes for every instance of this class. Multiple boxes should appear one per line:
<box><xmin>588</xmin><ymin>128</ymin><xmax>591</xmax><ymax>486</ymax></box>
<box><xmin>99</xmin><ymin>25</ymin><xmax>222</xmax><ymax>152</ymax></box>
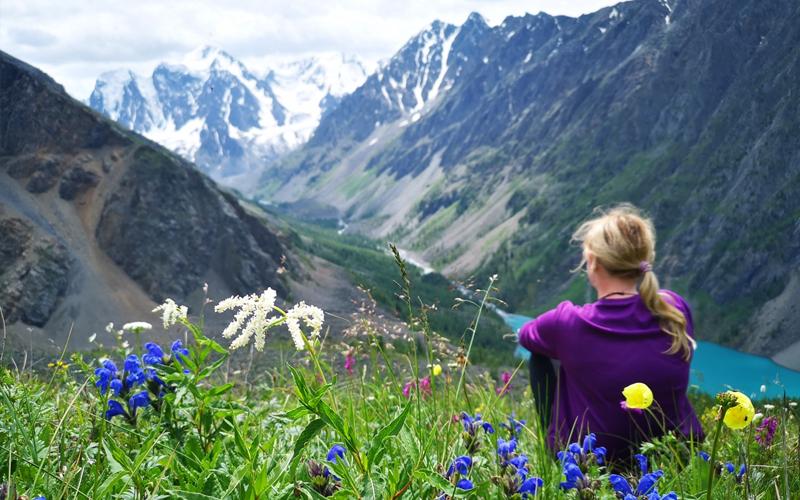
<box><xmin>723</xmin><ymin>391</ymin><xmax>755</xmax><ymax>430</ymax></box>
<box><xmin>432</xmin><ymin>364</ymin><xmax>443</xmax><ymax>376</ymax></box>
<box><xmin>622</xmin><ymin>382</ymin><xmax>654</xmax><ymax>410</ymax></box>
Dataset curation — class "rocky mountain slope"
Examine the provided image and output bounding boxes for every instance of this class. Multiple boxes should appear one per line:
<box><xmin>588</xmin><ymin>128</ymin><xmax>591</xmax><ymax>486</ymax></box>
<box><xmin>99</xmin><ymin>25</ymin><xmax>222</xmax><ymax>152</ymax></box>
<box><xmin>0</xmin><ymin>50</ymin><xmax>289</xmax><ymax>350</ymax></box>
<box><xmin>259</xmin><ymin>0</ymin><xmax>800</xmax><ymax>362</ymax></box>
<box><xmin>88</xmin><ymin>47</ymin><xmax>368</xmax><ymax>190</ymax></box>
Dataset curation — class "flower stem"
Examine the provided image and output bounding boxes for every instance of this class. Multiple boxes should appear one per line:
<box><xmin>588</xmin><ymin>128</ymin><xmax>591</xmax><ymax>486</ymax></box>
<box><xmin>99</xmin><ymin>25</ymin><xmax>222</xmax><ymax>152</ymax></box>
<box><xmin>706</xmin><ymin>407</ymin><xmax>728</xmax><ymax>500</ymax></box>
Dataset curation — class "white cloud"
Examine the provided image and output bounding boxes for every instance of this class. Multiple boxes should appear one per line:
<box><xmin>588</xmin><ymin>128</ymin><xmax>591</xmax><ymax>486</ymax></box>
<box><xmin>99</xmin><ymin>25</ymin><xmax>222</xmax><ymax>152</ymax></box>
<box><xmin>0</xmin><ymin>0</ymin><xmax>618</xmax><ymax>98</ymax></box>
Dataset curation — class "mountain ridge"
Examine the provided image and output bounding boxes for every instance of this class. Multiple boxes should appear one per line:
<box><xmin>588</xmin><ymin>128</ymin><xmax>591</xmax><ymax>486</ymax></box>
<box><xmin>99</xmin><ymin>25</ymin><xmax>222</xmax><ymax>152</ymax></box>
<box><xmin>257</xmin><ymin>0</ymin><xmax>800</xmax><ymax>363</ymax></box>
<box><xmin>88</xmin><ymin>46</ymin><xmax>369</xmax><ymax>190</ymax></box>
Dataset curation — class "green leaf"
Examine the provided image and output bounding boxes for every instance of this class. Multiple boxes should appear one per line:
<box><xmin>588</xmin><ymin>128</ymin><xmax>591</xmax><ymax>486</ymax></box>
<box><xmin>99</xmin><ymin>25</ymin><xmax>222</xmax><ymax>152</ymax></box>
<box><xmin>413</xmin><ymin>469</ymin><xmax>452</xmax><ymax>493</ymax></box>
<box><xmin>289</xmin><ymin>418</ymin><xmax>326</xmax><ymax>477</ymax></box>
<box><xmin>366</xmin><ymin>401</ymin><xmax>412</xmax><ymax>470</ymax></box>
<box><xmin>282</xmin><ymin>406</ymin><xmax>313</xmax><ymax>420</ymax></box>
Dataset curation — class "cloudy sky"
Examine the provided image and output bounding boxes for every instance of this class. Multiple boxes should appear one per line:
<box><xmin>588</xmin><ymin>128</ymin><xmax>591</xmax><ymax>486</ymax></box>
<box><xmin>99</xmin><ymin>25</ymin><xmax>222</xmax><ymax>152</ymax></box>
<box><xmin>2</xmin><ymin>0</ymin><xmax>619</xmax><ymax>99</ymax></box>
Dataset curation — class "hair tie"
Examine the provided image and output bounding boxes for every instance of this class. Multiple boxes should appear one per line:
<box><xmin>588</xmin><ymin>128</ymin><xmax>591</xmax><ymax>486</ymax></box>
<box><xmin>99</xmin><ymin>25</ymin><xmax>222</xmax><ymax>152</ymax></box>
<box><xmin>639</xmin><ymin>261</ymin><xmax>652</xmax><ymax>273</ymax></box>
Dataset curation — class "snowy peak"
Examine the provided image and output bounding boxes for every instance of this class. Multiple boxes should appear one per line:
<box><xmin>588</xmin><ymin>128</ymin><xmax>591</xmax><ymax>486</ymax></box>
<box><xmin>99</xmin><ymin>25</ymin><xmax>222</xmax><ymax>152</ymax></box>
<box><xmin>88</xmin><ymin>46</ymin><xmax>368</xmax><ymax>189</ymax></box>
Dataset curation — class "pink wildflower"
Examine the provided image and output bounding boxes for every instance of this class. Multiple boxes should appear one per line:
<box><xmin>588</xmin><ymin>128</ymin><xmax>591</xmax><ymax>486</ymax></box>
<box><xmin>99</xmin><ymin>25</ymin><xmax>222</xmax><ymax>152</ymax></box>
<box><xmin>755</xmin><ymin>416</ymin><xmax>778</xmax><ymax>446</ymax></box>
<box><xmin>496</xmin><ymin>370</ymin><xmax>512</xmax><ymax>396</ymax></box>
<box><xmin>402</xmin><ymin>376</ymin><xmax>432</xmax><ymax>399</ymax></box>
<box><xmin>344</xmin><ymin>350</ymin><xmax>355</xmax><ymax>375</ymax></box>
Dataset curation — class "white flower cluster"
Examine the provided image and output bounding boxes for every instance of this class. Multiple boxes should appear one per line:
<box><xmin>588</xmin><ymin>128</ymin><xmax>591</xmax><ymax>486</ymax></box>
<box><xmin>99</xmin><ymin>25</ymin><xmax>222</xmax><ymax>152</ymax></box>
<box><xmin>122</xmin><ymin>321</ymin><xmax>152</xmax><ymax>332</ymax></box>
<box><xmin>153</xmin><ymin>299</ymin><xmax>189</xmax><ymax>329</ymax></box>
<box><xmin>215</xmin><ymin>288</ymin><xmax>278</xmax><ymax>351</ymax></box>
<box><xmin>286</xmin><ymin>301</ymin><xmax>324</xmax><ymax>351</ymax></box>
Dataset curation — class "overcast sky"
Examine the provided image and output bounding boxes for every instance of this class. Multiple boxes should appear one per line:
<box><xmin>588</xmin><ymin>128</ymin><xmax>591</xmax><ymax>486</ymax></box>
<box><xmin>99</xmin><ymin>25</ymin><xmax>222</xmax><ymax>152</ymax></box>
<box><xmin>2</xmin><ymin>0</ymin><xmax>619</xmax><ymax>99</ymax></box>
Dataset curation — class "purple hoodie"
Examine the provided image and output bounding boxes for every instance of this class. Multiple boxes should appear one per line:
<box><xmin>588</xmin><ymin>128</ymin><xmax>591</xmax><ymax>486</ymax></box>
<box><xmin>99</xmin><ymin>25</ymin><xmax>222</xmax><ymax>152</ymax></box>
<box><xmin>519</xmin><ymin>289</ymin><xmax>704</xmax><ymax>461</ymax></box>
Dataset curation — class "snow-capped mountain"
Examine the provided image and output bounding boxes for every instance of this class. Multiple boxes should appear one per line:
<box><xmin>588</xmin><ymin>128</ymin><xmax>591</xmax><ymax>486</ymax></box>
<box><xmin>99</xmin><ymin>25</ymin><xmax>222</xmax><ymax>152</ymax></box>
<box><xmin>88</xmin><ymin>46</ymin><xmax>368</xmax><ymax>188</ymax></box>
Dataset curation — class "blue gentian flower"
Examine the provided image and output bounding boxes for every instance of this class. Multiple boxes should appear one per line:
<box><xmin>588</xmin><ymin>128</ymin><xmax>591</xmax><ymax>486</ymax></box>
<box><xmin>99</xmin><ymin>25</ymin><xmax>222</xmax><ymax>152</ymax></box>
<box><xmin>94</xmin><ymin>366</ymin><xmax>114</xmax><ymax>395</ymax></box>
<box><xmin>650</xmin><ymin>493</ymin><xmax>678</xmax><ymax>500</ymax></box>
<box><xmin>635</xmin><ymin>453</ymin><xmax>649</xmax><ymax>474</ymax></box>
<box><xmin>497</xmin><ymin>437</ymin><xmax>517</xmax><ymax>461</ymax></box>
<box><xmin>560</xmin><ymin>462</ymin><xmax>584</xmax><ymax>490</ymax></box>
<box><xmin>446</xmin><ymin>455</ymin><xmax>472</xmax><ymax>478</ymax></box>
<box><xmin>609</xmin><ymin>474</ymin><xmax>633</xmax><ymax>495</ymax></box>
<box><xmin>460</xmin><ymin>412</ymin><xmax>494</xmax><ymax>435</ymax></box>
<box><xmin>105</xmin><ymin>399</ymin><xmax>128</xmax><ymax>420</ymax></box>
<box><xmin>725</xmin><ymin>462</ymin><xmax>735</xmax><ymax>474</ymax></box>
<box><xmin>128</xmin><ymin>391</ymin><xmax>150</xmax><ymax>416</ymax></box>
<box><xmin>110</xmin><ymin>378</ymin><xmax>123</xmax><ymax>396</ymax></box>
<box><xmin>143</xmin><ymin>342</ymin><xmax>166</xmax><ymax>365</ymax></box>
<box><xmin>636</xmin><ymin>470</ymin><xmax>664</xmax><ymax>495</ymax></box>
<box><xmin>172</xmin><ymin>340</ymin><xmax>190</xmax><ymax>363</ymax></box>
<box><xmin>326</xmin><ymin>444</ymin><xmax>346</xmax><ymax>463</ymax></box>
<box><xmin>509</xmin><ymin>454</ymin><xmax>528</xmax><ymax>474</ymax></box>
<box><xmin>501</xmin><ymin>415</ymin><xmax>526</xmax><ymax>438</ymax></box>
<box><xmin>124</xmin><ymin>354</ymin><xmax>141</xmax><ymax>373</ymax></box>
<box><xmin>697</xmin><ymin>450</ymin><xmax>710</xmax><ymax>461</ymax></box>
<box><xmin>518</xmin><ymin>476</ymin><xmax>543</xmax><ymax>497</ymax></box>
<box><xmin>456</xmin><ymin>478</ymin><xmax>473</xmax><ymax>490</ymax></box>
<box><xmin>738</xmin><ymin>464</ymin><xmax>746</xmax><ymax>481</ymax></box>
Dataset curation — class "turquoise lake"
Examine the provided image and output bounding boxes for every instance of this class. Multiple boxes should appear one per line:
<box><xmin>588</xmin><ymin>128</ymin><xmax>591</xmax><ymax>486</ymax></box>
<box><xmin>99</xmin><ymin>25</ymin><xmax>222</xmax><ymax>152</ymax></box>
<box><xmin>503</xmin><ymin>313</ymin><xmax>800</xmax><ymax>400</ymax></box>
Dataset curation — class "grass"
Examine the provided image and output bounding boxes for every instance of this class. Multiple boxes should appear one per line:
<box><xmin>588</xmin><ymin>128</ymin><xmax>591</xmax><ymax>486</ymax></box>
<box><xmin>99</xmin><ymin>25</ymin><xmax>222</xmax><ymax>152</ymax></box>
<box><xmin>1</xmin><ymin>266</ymin><xmax>798</xmax><ymax>500</ymax></box>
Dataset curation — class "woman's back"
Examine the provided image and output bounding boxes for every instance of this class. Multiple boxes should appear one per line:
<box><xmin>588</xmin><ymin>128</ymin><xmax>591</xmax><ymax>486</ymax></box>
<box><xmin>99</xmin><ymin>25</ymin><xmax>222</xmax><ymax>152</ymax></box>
<box><xmin>519</xmin><ymin>290</ymin><xmax>704</xmax><ymax>462</ymax></box>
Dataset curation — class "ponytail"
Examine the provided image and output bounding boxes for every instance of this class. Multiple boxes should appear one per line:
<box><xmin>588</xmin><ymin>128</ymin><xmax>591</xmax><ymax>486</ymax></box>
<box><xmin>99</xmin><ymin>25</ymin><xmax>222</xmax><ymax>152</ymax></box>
<box><xmin>573</xmin><ymin>204</ymin><xmax>695</xmax><ymax>362</ymax></box>
<box><xmin>639</xmin><ymin>270</ymin><xmax>693</xmax><ymax>361</ymax></box>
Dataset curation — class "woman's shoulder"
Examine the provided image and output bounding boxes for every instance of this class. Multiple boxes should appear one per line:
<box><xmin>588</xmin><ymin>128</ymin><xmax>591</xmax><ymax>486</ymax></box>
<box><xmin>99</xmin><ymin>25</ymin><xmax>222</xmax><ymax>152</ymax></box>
<box><xmin>658</xmin><ymin>289</ymin><xmax>690</xmax><ymax>308</ymax></box>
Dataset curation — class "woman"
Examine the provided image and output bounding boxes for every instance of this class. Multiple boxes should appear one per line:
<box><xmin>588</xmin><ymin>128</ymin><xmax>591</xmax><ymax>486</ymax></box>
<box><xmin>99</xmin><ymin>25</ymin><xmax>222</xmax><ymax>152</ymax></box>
<box><xmin>519</xmin><ymin>204</ymin><xmax>704</xmax><ymax>463</ymax></box>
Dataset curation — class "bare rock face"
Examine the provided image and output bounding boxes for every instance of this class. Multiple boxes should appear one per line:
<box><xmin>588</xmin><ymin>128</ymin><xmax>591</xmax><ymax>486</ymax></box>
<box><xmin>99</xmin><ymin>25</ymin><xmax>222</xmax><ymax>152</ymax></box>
<box><xmin>0</xmin><ymin>49</ymin><xmax>288</xmax><ymax>342</ymax></box>
<box><xmin>58</xmin><ymin>166</ymin><xmax>100</xmax><ymax>200</ymax></box>
<box><xmin>95</xmin><ymin>146</ymin><xmax>286</xmax><ymax>301</ymax></box>
<box><xmin>0</xmin><ymin>217</ymin><xmax>70</xmax><ymax>326</ymax></box>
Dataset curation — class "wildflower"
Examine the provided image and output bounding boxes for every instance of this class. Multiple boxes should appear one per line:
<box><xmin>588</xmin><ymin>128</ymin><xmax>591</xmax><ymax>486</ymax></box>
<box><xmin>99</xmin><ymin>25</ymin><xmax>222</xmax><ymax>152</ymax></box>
<box><xmin>557</xmin><ymin>433</ymin><xmax>607</xmax><ymax>467</ymax></box>
<box><xmin>460</xmin><ymin>412</ymin><xmax>494</xmax><ymax>453</ymax></box>
<box><xmin>344</xmin><ymin>349</ymin><xmax>355</xmax><ymax>375</ymax></box>
<box><xmin>697</xmin><ymin>450</ymin><xmax>710</xmax><ymax>461</ymax></box>
<box><xmin>286</xmin><ymin>301</ymin><xmax>325</xmax><ymax>351</ymax></box>
<box><xmin>153</xmin><ymin>298</ymin><xmax>188</xmax><ymax>329</ymax></box>
<box><xmin>48</xmin><ymin>360</ymin><xmax>69</xmax><ymax>371</ymax></box>
<box><xmin>327</xmin><ymin>444</ymin><xmax>346</xmax><ymax>463</ymax></box>
<box><xmin>402</xmin><ymin>377</ymin><xmax>432</xmax><ymax>399</ymax></box>
<box><xmin>755</xmin><ymin>415</ymin><xmax>778</xmax><ymax>446</ymax></box>
<box><xmin>622</xmin><ymin>382</ymin><xmax>654</xmax><ymax>410</ymax></box>
<box><xmin>497</xmin><ymin>437</ymin><xmax>517</xmax><ymax>462</ymax></box>
<box><xmin>216</xmin><ymin>289</ymin><xmax>278</xmax><ymax>350</ymax></box>
<box><xmin>560</xmin><ymin>462</ymin><xmax>586</xmax><ymax>490</ymax></box>
<box><xmin>501</xmin><ymin>415</ymin><xmax>526</xmax><ymax>439</ymax></box>
<box><xmin>721</xmin><ymin>391</ymin><xmax>755</xmax><ymax>430</ymax></box>
<box><xmin>432</xmin><ymin>363</ymin><xmax>442</xmax><ymax>376</ymax></box>
<box><xmin>105</xmin><ymin>400</ymin><xmax>128</xmax><ymax>420</ymax></box>
<box><xmin>88</xmin><ymin>333</ymin><xmax>97</xmax><ymax>343</ymax></box>
<box><xmin>94</xmin><ymin>359</ymin><xmax>119</xmax><ymax>395</ymax></box>
<box><xmin>143</xmin><ymin>342</ymin><xmax>167</xmax><ymax>365</ymax></box>
<box><xmin>497</xmin><ymin>370</ymin><xmax>513</xmax><ymax>395</ymax></box>
<box><xmin>518</xmin><ymin>477</ymin><xmax>543</xmax><ymax>497</ymax></box>
<box><xmin>456</xmin><ymin>478</ymin><xmax>473</xmax><ymax>490</ymax></box>
<box><xmin>447</xmin><ymin>455</ymin><xmax>473</xmax><ymax>478</ymax></box>
<box><xmin>608</xmin><ymin>470</ymin><xmax>664</xmax><ymax>496</ymax></box>
<box><xmin>307</xmin><ymin>459</ymin><xmax>340</xmax><ymax>496</ymax></box>
<box><xmin>171</xmin><ymin>340</ymin><xmax>190</xmax><ymax>367</ymax></box>
<box><xmin>122</xmin><ymin>321</ymin><xmax>152</xmax><ymax>333</ymax></box>
<box><xmin>128</xmin><ymin>391</ymin><xmax>150</xmax><ymax>416</ymax></box>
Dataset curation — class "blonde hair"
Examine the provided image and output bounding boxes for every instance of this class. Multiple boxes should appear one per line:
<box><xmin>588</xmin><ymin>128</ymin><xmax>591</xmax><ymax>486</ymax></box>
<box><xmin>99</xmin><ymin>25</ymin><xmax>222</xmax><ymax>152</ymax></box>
<box><xmin>571</xmin><ymin>204</ymin><xmax>693</xmax><ymax>361</ymax></box>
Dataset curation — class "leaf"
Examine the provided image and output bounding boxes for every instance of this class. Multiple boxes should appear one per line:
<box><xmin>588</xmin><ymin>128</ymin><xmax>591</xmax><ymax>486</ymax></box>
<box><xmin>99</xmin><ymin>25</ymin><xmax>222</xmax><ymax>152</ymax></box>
<box><xmin>197</xmin><ymin>356</ymin><xmax>228</xmax><ymax>381</ymax></box>
<box><xmin>366</xmin><ymin>401</ymin><xmax>412</xmax><ymax>470</ymax></box>
<box><xmin>282</xmin><ymin>406</ymin><xmax>313</xmax><ymax>420</ymax></box>
<box><xmin>289</xmin><ymin>418</ymin><xmax>326</xmax><ymax>477</ymax></box>
<box><xmin>413</xmin><ymin>469</ymin><xmax>452</xmax><ymax>493</ymax></box>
